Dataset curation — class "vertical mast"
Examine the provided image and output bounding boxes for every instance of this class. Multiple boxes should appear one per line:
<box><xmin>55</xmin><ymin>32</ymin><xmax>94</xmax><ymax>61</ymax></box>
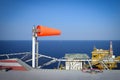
<box><xmin>32</xmin><ymin>27</ymin><xmax>37</xmax><ymax>68</ymax></box>
<box><xmin>110</xmin><ymin>41</ymin><xmax>113</xmax><ymax>56</ymax></box>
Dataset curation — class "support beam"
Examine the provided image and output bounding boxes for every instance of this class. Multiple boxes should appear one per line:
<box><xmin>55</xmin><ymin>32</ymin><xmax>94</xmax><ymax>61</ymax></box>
<box><xmin>6</xmin><ymin>55</ymin><xmax>9</xmax><ymax>59</ymax></box>
<box><xmin>100</xmin><ymin>61</ymin><xmax>109</xmax><ymax>70</ymax></box>
<box><xmin>57</xmin><ymin>61</ymin><xmax>61</xmax><ymax>69</ymax></box>
<box><xmin>87</xmin><ymin>60</ymin><xmax>93</xmax><ymax>69</ymax></box>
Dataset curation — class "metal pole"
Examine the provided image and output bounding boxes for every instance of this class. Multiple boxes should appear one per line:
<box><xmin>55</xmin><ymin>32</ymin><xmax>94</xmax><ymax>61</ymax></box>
<box><xmin>32</xmin><ymin>27</ymin><xmax>36</xmax><ymax>68</ymax></box>
<box><xmin>36</xmin><ymin>41</ymin><xmax>39</xmax><ymax>68</ymax></box>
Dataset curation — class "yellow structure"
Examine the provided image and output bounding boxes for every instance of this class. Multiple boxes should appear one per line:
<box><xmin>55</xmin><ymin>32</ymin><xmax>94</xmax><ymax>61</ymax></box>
<box><xmin>92</xmin><ymin>47</ymin><xmax>109</xmax><ymax>64</ymax></box>
<box><xmin>91</xmin><ymin>47</ymin><xmax>117</xmax><ymax>69</ymax></box>
<box><xmin>91</xmin><ymin>41</ymin><xmax>118</xmax><ymax>70</ymax></box>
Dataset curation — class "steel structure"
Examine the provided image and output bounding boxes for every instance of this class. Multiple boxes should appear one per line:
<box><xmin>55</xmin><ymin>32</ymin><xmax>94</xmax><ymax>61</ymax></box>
<box><xmin>0</xmin><ymin>52</ymin><xmax>120</xmax><ymax>70</ymax></box>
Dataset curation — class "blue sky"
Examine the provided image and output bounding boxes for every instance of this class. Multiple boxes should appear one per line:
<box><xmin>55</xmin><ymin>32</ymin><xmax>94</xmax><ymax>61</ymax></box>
<box><xmin>0</xmin><ymin>0</ymin><xmax>120</xmax><ymax>40</ymax></box>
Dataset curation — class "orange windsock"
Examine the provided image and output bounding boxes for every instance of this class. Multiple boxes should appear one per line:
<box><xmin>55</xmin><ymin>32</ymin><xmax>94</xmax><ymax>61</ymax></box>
<box><xmin>36</xmin><ymin>25</ymin><xmax>61</xmax><ymax>36</ymax></box>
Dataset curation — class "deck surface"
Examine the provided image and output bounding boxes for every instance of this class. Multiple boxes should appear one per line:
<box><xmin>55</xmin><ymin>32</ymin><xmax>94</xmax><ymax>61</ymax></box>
<box><xmin>0</xmin><ymin>69</ymin><xmax>120</xmax><ymax>80</ymax></box>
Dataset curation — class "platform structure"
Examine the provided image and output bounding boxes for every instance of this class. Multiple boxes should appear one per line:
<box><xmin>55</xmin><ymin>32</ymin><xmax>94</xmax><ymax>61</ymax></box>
<box><xmin>0</xmin><ymin>51</ymin><xmax>120</xmax><ymax>71</ymax></box>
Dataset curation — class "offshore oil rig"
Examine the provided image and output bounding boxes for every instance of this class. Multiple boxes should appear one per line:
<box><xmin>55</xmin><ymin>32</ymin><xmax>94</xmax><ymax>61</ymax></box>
<box><xmin>0</xmin><ymin>25</ymin><xmax>120</xmax><ymax>80</ymax></box>
<box><xmin>91</xmin><ymin>41</ymin><xmax>120</xmax><ymax>70</ymax></box>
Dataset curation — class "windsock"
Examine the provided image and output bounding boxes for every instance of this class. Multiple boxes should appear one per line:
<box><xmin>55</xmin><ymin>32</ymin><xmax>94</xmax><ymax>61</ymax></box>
<box><xmin>36</xmin><ymin>25</ymin><xmax>61</xmax><ymax>36</ymax></box>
